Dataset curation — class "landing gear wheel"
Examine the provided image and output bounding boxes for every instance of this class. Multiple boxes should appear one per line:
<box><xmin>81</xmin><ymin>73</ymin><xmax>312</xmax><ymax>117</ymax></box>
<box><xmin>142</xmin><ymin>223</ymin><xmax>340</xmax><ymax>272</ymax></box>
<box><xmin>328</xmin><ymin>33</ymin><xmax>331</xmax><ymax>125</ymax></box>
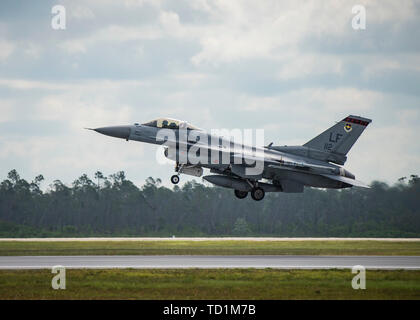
<box><xmin>234</xmin><ymin>190</ymin><xmax>248</xmax><ymax>199</ymax></box>
<box><xmin>251</xmin><ymin>187</ymin><xmax>265</xmax><ymax>201</ymax></box>
<box><xmin>171</xmin><ymin>175</ymin><xmax>180</xmax><ymax>184</ymax></box>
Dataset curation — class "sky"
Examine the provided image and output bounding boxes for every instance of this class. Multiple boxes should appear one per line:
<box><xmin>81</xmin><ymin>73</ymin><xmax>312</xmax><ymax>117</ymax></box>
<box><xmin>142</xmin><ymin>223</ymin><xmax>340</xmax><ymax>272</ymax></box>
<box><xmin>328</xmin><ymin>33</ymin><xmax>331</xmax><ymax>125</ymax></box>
<box><xmin>0</xmin><ymin>0</ymin><xmax>419</xmax><ymax>189</ymax></box>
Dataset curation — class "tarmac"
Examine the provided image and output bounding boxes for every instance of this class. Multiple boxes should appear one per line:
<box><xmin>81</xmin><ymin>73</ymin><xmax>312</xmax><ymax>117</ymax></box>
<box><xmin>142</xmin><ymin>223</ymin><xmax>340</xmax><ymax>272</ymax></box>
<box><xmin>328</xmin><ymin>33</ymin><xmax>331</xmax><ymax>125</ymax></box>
<box><xmin>1</xmin><ymin>255</ymin><xmax>419</xmax><ymax>270</ymax></box>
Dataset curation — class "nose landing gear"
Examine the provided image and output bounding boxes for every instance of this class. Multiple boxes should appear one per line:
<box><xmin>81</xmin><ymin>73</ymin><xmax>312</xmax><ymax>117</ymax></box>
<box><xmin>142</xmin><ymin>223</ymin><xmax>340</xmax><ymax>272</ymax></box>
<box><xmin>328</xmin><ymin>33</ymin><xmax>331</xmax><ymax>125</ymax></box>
<box><xmin>170</xmin><ymin>163</ymin><xmax>182</xmax><ymax>184</ymax></box>
<box><xmin>170</xmin><ymin>175</ymin><xmax>180</xmax><ymax>184</ymax></box>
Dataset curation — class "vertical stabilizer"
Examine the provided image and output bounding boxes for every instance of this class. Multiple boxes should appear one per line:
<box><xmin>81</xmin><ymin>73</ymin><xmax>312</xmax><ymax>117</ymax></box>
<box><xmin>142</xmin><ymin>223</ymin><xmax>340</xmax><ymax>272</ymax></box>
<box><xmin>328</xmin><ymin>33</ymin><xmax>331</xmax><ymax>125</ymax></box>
<box><xmin>303</xmin><ymin>115</ymin><xmax>372</xmax><ymax>157</ymax></box>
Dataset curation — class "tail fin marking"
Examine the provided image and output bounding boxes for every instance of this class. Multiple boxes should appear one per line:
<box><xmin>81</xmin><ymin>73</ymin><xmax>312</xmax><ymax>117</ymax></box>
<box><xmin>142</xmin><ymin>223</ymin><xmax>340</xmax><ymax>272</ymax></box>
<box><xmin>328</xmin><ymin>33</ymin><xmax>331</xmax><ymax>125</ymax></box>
<box><xmin>303</xmin><ymin>115</ymin><xmax>372</xmax><ymax>156</ymax></box>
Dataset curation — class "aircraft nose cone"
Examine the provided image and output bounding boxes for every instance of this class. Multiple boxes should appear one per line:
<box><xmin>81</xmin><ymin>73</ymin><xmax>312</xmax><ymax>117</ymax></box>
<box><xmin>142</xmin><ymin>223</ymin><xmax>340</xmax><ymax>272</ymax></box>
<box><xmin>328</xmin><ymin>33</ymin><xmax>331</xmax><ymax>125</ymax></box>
<box><xmin>94</xmin><ymin>126</ymin><xmax>131</xmax><ymax>140</ymax></box>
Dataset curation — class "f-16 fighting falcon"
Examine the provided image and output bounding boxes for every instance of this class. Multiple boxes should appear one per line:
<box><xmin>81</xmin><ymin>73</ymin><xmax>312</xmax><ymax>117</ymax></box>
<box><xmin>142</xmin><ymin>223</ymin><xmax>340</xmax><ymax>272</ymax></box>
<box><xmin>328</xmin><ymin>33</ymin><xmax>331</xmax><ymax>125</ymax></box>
<box><xmin>88</xmin><ymin>115</ymin><xmax>372</xmax><ymax>201</ymax></box>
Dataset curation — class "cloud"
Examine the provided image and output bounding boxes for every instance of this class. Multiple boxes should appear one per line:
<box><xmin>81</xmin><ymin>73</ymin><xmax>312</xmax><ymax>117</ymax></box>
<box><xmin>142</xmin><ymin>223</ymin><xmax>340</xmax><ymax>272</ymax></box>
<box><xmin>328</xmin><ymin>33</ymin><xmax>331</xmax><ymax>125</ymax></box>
<box><xmin>0</xmin><ymin>134</ymin><xmax>148</xmax><ymax>182</ymax></box>
<box><xmin>23</xmin><ymin>42</ymin><xmax>43</xmax><ymax>59</ymax></box>
<box><xmin>59</xmin><ymin>24</ymin><xmax>162</xmax><ymax>54</ymax></box>
<box><xmin>361</xmin><ymin>54</ymin><xmax>420</xmax><ymax>78</ymax></box>
<box><xmin>69</xmin><ymin>5</ymin><xmax>95</xmax><ymax>20</ymax></box>
<box><xmin>276</xmin><ymin>53</ymin><xmax>344</xmax><ymax>80</ymax></box>
<box><xmin>0</xmin><ymin>0</ymin><xmax>418</xmax><ymax>187</ymax></box>
<box><xmin>0</xmin><ymin>78</ymin><xmax>68</xmax><ymax>90</ymax></box>
<box><xmin>238</xmin><ymin>87</ymin><xmax>380</xmax><ymax>115</ymax></box>
<box><xmin>159</xmin><ymin>11</ymin><xmax>181</xmax><ymax>32</ymax></box>
<box><xmin>188</xmin><ymin>0</ymin><xmax>419</xmax><ymax>65</ymax></box>
<box><xmin>0</xmin><ymin>39</ymin><xmax>14</xmax><ymax>61</ymax></box>
<box><xmin>0</xmin><ymin>99</ymin><xmax>15</xmax><ymax>122</ymax></box>
<box><xmin>347</xmin><ymin>122</ymin><xmax>420</xmax><ymax>184</ymax></box>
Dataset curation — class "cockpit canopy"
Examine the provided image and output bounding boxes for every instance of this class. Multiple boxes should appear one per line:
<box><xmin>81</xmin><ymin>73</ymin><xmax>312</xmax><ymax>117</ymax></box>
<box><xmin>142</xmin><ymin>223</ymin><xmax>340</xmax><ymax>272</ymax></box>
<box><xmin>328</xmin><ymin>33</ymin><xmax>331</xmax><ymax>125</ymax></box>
<box><xmin>142</xmin><ymin>118</ymin><xmax>200</xmax><ymax>130</ymax></box>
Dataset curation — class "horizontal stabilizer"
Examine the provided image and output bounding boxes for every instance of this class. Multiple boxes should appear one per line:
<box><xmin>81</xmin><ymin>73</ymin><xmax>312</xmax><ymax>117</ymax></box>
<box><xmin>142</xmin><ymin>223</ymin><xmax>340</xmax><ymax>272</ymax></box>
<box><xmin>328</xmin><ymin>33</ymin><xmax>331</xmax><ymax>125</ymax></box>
<box><xmin>321</xmin><ymin>174</ymin><xmax>370</xmax><ymax>188</ymax></box>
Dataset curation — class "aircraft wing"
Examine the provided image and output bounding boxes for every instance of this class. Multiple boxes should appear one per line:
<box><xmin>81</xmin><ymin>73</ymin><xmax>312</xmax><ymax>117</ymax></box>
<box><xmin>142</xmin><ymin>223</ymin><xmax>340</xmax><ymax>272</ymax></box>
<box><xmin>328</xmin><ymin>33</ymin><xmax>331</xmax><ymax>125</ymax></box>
<box><xmin>320</xmin><ymin>174</ymin><xmax>370</xmax><ymax>188</ymax></box>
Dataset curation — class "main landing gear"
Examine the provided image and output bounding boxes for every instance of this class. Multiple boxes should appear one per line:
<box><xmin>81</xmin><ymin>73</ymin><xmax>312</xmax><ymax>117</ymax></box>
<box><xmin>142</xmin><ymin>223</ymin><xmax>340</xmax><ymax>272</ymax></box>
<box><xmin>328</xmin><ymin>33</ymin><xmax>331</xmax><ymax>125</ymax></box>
<box><xmin>250</xmin><ymin>187</ymin><xmax>265</xmax><ymax>201</ymax></box>
<box><xmin>233</xmin><ymin>187</ymin><xmax>265</xmax><ymax>201</ymax></box>
<box><xmin>234</xmin><ymin>190</ymin><xmax>248</xmax><ymax>199</ymax></box>
<box><xmin>234</xmin><ymin>180</ymin><xmax>265</xmax><ymax>201</ymax></box>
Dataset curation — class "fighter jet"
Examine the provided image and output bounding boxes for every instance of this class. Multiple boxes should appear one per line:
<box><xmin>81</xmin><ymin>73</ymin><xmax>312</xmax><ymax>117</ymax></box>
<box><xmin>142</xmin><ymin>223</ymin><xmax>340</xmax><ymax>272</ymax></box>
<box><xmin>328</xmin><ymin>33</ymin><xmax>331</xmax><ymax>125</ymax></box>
<box><xmin>88</xmin><ymin>115</ymin><xmax>372</xmax><ymax>201</ymax></box>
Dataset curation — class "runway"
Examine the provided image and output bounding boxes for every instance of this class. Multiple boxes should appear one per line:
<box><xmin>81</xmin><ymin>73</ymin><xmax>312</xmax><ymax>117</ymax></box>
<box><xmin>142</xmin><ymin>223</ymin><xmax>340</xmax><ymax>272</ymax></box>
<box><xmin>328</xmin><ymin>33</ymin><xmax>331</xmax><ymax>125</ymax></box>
<box><xmin>1</xmin><ymin>237</ymin><xmax>419</xmax><ymax>241</ymax></box>
<box><xmin>1</xmin><ymin>255</ymin><xmax>420</xmax><ymax>270</ymax></box>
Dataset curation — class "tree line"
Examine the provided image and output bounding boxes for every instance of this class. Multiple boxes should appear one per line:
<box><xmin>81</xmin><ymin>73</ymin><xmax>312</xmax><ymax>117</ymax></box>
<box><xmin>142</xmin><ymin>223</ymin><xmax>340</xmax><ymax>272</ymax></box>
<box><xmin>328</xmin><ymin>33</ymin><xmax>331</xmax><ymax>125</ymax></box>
<box><xmin>0</xmin><ymin>169</ymin><xmax>419</xmax><ymax>237</ymax></box>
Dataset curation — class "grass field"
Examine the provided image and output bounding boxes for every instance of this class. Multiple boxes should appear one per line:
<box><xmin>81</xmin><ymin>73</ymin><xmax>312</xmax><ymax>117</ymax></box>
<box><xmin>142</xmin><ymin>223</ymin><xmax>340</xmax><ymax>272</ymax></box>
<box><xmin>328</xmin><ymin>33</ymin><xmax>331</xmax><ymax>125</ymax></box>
<box><xmin>0</xmin><ymin>269</ymin><xmax>419</xmax><ymax>299</ymax></box>
<box><xmin>0</xmin><ymin>240</ymin><xmax>419</xmax><ymax>256</ymax></box>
